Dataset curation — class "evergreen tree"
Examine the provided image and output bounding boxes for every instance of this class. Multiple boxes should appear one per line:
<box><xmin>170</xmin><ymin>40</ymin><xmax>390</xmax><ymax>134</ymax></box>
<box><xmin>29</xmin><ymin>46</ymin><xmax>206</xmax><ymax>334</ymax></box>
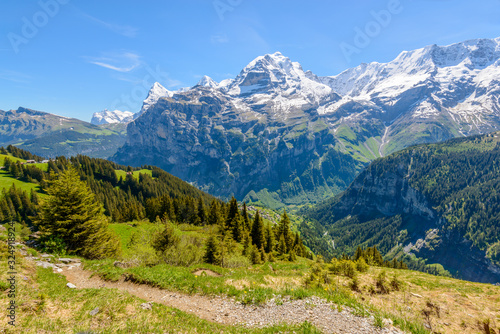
<box><xmin>197</xmin><ymin>197</ymin><xmax>207</xmax><ymax>225</ymax></box>
<box><xmin>207</xmin><ymin>200</ymin><xmax>222</xmax><ymax>225</ymax></box>
<box><xmin>152</xmin><ymin>222</ymin><xmax>180</xmax><ymax>254</ymax></box>
<box><xmin>241</xmin><ymin>202</ymin><xmax>251</xmax><ymax>231</ymax></box>
<box><xmin>265</xmin><ymin>223</ymin><xmax>275</xmax><ymax>253</ymax></box>
<box><xmin>35</xmin><ymin>167</ymin><xmax>120</xmax><ymax>259</ymax></box>
<box><xmin>251</xmin><ymin>210</ymin><xmax>265</xmax><ymax>250</ymax></box>
<box><xmin>204</xmin><ymin>235</ymin><xmax>220</xmax><ymax>265</ymax></box>
<box><xmin>277</xmin><ymin>234</ymin><xmax>287</xmax><ymax>255</ymax></box>
<box><xmin>276</xmin><ymin>211</ymin><xmax>293</xmax><ymax>253</ymax></box>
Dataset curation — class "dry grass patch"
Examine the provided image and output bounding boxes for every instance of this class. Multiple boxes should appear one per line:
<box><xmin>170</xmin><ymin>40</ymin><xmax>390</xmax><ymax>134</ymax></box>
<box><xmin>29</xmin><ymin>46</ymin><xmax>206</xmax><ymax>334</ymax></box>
<box><xmin>345</xmin><ymin>266</ymin><xmax>500</xmax><ymax>334</ymax></box>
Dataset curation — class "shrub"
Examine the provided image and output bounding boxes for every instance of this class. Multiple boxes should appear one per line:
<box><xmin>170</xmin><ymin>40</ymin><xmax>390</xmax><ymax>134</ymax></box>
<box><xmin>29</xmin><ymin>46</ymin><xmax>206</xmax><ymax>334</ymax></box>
<box><xmin>356</xmin><ymin>258</ymin><xmax>369</xmax><ymax>273</ymax></box>
<box><xmin>376</xmin><ymin>270</ymin><xmax>389</xmax><ymax>294</ymax></box>
<box><xmin>390</xmin><ymin>274</ymin><xmax>402</xmax><ymax>291</ymax></box>
<box><xmin>27</xmin><ymin>248</ymin><xmax>38</xmax><ymax>256</ymax></box>
<box><xmin>224</xmin><ymin>254</ymin><xmax>251</xmax><ymax>268</ymax></box>
<box><xmin>349</xmin><ymin>277</ymin><xmax>360</xmax><ymax>292</ymax></box>
<box><xmin>39</xmin><ymin>235</ymin><xmax>67</xmax><ymax>256</ymax></box>
<box><xmin>249</xmin><ymin>245</ymin><xmax>262</xmax><ymax>265</ymax></box>
<box><xmin>152</xmin><ymin>222</ymin><xmax>180</xmax><ymax>253</ymax></box>
<box><xmin>342</xmin><ymin>261</ymin><xmax>357</xmax><ymax>278</ymax></box>
<box><xmin>329</xmin><ymin>258</ymin><xmax>342</xmax><ymax>274</ymax></box>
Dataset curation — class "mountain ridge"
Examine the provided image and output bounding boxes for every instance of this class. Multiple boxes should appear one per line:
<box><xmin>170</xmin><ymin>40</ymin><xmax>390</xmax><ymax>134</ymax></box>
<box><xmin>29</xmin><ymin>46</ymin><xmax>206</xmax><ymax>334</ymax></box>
<box><xmin>113</xmin><ymin>37</ymin><xmax>500</xmax><ymax>207</ymax></box>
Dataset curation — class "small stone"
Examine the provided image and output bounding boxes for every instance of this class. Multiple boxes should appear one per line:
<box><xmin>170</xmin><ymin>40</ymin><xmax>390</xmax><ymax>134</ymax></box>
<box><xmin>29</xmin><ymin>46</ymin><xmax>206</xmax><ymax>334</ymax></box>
<box><xmin>140</xmin><ymin>302</ymin><xmax>152</xmax><ymax>310</ymax></box>
<box><xmin>66</xmin><ymin>283</ymin><xmax>77</xmax><ymax>289</ymax></box>
<box><xmin>59</xmin><ymin>258</ymin><xmax>80</xmax><ymax>264</ymax></box>
<box><xmin>382</xmin><ymin>318</ymin><xmax>393</xmax><ymax>327</ymax></box>
<box><xmin>89</xmin><ymin>307</ymin><xmax>99</xmax><ymax>316</ymax></box>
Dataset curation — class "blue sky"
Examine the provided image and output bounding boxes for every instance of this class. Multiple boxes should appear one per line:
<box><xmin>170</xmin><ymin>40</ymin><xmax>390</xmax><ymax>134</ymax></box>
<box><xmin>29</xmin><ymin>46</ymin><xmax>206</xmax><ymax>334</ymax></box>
<box><xmin>1</xmin><ymin>0</ymin><xmax>500</xmax><ymax>121</ymax></box>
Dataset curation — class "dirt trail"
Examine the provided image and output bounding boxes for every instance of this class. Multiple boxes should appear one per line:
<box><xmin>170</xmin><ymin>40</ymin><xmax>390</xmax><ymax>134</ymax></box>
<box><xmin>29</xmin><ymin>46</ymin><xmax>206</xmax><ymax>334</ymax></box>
<box><xmin>59</xmin><ymin>265</ymin><xmax>403</xmax><ymax>334</ymax></box>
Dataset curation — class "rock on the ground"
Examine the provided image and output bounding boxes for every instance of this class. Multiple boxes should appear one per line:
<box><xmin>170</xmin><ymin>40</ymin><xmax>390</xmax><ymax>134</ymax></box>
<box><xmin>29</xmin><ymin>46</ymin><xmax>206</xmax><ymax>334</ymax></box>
<box><xmin>36</xmin><ymin>261</ymin><xmax>56</xmax><ymax>269</ymax></box>
<box><xmin>89</xmin><ymin>307</ymin><xmax>99</xmax><ymax>316</ymax></box>
<box><xmin>66</xmin><ymin>283</ymin><xmax>77</xmax><ymax>289</ymax></box>
<box><xmin>58</xmin><ymin>258</ymin><xmax>81</xmax><ymax>264</ymax></box>
<box><xmin>140</xmin><ymin>302</ymin><xmax>153</xmax><ymax>310</ymax></box>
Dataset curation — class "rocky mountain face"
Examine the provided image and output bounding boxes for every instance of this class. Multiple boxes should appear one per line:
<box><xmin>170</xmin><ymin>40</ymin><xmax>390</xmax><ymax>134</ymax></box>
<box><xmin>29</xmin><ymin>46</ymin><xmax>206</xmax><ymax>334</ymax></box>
<box><xmin>113</xmin><ymin>37</ymin><xmax>500</xmax><ymax>207</ymax></box>
<box><xmin>306</xmin><ymin>132</ymin><xmax>500</xmax><ymax>283</ymax></box>
<box><xmin>0</xmin><ymin>107</ymin><xmax>126</xmax><ymax>159</ymax></box>
<box><xmin>91</xmin><ymin>82</ymin><xmax>175</xmax><ymax>126</ymax></box>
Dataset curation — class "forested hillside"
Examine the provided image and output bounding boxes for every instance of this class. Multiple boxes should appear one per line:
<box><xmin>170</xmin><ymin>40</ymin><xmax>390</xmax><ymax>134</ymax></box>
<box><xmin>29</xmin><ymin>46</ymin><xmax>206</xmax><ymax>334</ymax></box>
<box><xmin>0</xmin><ymin>145</ymin><xmax>309</xmax><ymax>264</ymax></box>
<box><xmin>306</xmin><ymin>132</ymin><xmax>500</xmax><ymax>283</ymax></box>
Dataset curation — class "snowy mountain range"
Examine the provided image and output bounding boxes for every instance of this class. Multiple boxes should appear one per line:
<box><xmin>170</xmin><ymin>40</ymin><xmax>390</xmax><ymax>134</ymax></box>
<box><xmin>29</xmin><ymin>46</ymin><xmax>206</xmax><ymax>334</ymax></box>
<box><xmin>112</xmin><ymin>37</ymin><xmax>500</xmax><ymax>206</ymax></box>
<box><xmin>112</xmin><ymin>37</ymin><xmax>500</xmax><ymax>205</ymax></box>
<box><xmin>91</xmin><ymin>109</ymin><xmax>135</xmax><ymax>125</ymax></box>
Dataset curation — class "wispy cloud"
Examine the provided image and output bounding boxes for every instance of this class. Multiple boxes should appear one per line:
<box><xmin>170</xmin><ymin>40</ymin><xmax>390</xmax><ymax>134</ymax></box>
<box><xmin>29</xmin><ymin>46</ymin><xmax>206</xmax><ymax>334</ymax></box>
<box><xmin>0</xmin><ymin>69</ymin><xmax>32</xmax><ymax>83</ymax></box>
<box><xmin>85</xmin><ymin>52</ymin><xmax>141</xmax><ymax>72</ymax></box>
<box><xmin>80</xmin><ymin>12</ymin><xmax>138</xmax><ymax>38</ymax></box>
<box><xmin>211</xmin><ymin>34</ymin><xmax>229</xmax><ymax>44</ymax></box>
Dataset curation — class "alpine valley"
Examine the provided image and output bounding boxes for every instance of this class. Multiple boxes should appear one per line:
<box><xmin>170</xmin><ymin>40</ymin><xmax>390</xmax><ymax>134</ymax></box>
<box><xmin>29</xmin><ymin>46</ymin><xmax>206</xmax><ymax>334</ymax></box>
<box><xmin>4</xmin><ymin>37</ymin><xmax>500</xmax><ymax>284</ymax></box>
<box><xmin>112</xmin><ymin>37</ymin><xmax>500</xmax><ymax>209</ymax></box>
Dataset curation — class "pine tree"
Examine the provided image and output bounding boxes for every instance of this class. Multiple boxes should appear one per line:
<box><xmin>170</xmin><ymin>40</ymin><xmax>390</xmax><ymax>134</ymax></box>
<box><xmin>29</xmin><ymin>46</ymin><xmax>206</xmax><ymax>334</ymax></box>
<box><xmin>251</xmin><ymin>210</ymin><xmax>265</xmax><ymax>249</ymax></box>
<box><xmin>197</xmin><ymin>197</ymin><xmax>207</xmax><ymax>225</ymax></box>
<box><xmin>277</xmin><ymin>234</ymin><xmax>287</xmax><ymax>255</ymax></box>
<box><xmin>354</xmin><ymin>246</ymin><xmax>363</xmax><ymax>261</ymax></box>
<box><xmin>241</xmin><ymin>202</ymin><xmax>251</xmax><ymax>231</ymax></box>
<box><xmin>203</xmin><ymin>235</ymin><xmax>220</xmax><ymax>265</ymax></box>
<box><xmin>35</xmin><ymin>167</ymin><xmax>120</xmax><ymax>259</ymax></box>
<box><xmin>207</xmin><ymin>200</ymin><xmax>222</xmax><ymax>225</ymax></box>
<box><xmin>226</xmin><ymin>197</ymin><xmax>239</xmax><ymax>224</ymax></box>
<box><xmin>276</xmin><ymin>211</ymin><xmax>293</xmax><ymax>253</ymax></box>
<box><xmin>265</xmin><ymin>223</ymin><xmax>275</xmax><ymax>253</ymax></box>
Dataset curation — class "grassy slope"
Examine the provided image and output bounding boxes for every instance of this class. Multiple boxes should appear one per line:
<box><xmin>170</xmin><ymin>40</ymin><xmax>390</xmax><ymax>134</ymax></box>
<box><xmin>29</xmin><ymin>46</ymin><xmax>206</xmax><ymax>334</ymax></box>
<box><xmin>0</xmin><ymin>252</ymin><xmax>318</xmax><ymax>333</ymax></box>
<box><xmin>0</xmin><ymin>154</ymin><xmax>48</xmax><ymax>197</ymax></box>
<box><xmin>87</xmin><ymin>222</ymin><xmax>500</xmax><ymax>334</ymax></box>
<box><xmin>115</xmin><ymin>169</ymin><xmax>153</xmax><ymax>180</ymax></box>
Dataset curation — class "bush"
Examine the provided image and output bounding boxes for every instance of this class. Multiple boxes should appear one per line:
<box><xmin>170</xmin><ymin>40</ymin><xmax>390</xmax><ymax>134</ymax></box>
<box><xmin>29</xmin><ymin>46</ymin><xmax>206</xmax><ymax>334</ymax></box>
<box><xmin>39</xmin><ymin>235</ymin><xmax>67</xmax><ymax>256</ymax></box>
<box><xmin>329</xmin><ymin>259</ymin><xmax>357</xmax><ymax>278</ymax></box>
<box><xmin>249</xmin><ymin>245</ymin><xmax>262</xmax><ymax>264</ymax></box>
<box><xmin>349</xmin><ymin>277</ymin><xmax>360</xmax><ymax>292</ymax></box>
<box><xmin>376</xmin><ymin>270</ymin><xmax>389</xmax><ymax>294</ymax></box>
<box><xmin>305</xmin><ymin>262</ymin><xmax>329</xmax><ymax>288</ymax></box>
<box><xmin>163</xmin><ymin>237</ymin><xmax>205</xmax><ymax>267</ymax></box>
<box><xmin>27</xmin><ymin>248</ymin><xmax>38</xmax><ymax>256</ymax></box>
<box><xmin>342</xmin><ymin>261</ymin><xmax>357</xmax><ymax>278</ymax></box>
<box><xmin>152</xmin><ymin>222</ymin><xmax>180</xmax><ymax>254</ymax></box>
<box><xmin>390</xmin><ymin>274</ymin><xmax>403</xmax><ymax>291</ymax></box>
<box><xmin>356</xmin><ymin>258</ymin><xmax>369</xmax><ymax>273</ymax></box>
<box><xmin>224</xmin><ymin>254</ymin><xmax>251</xmax><ymax>268</ymax></box>
<box><xmin>128</xmin><ymin>242</ymin><xmax>160</xmax><ymax>266</ymax></box>
<box><xmin>329</xmin><ymin>258</ymin><xmax>341</xmax><ymax>274</ymax></box>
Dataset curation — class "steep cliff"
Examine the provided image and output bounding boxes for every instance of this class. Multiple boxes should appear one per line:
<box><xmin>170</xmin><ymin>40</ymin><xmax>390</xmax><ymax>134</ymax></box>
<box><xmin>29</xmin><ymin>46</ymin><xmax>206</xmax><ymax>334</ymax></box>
<box><xmin>114</xmin><ymin>89</ymin><xmax>362</xmax><ymax>207</ymax></box>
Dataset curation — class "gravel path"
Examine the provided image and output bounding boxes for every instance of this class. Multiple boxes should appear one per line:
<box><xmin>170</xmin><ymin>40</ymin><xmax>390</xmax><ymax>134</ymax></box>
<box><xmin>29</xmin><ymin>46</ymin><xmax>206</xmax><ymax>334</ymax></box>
<box><xmin>43</xmin><ymin>260</ymin><xmax>404</xmax><ymax>334</ymax></box>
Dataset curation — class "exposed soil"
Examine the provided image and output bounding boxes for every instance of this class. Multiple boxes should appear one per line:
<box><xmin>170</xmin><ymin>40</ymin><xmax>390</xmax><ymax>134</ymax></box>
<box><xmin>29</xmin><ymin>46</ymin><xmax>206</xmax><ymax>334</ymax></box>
<box><xmin>56</xmin><ymin>265</ymin><xmax>404</xmax><ymax>334</ymax></box>
<box><xmin>192</xmin><ymin>268</ymin><xmax>222</xmax><ymax>277</ymax></box>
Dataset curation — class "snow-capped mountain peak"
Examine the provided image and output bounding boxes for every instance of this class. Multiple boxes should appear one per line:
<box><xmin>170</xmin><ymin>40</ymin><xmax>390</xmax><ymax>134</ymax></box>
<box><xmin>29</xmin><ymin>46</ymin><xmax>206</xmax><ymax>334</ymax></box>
<box><xmin>196</xmin><ymin>75</ymin><xmax>218</xmax><ymax>88</ymax></box>
<box><xmin>91</xmin><ymin>109</ymin><xmax>134</xmax><ymax>125</ymax></box>
<box><xmin>226</xmin><ymin>52</ymin><xmax>333</xmax><ymax>105</ymax></box>
<box><xmin>139</xmin><ymin>82</ymin><xmax>172</xmax><ymax>114</ymax></box>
